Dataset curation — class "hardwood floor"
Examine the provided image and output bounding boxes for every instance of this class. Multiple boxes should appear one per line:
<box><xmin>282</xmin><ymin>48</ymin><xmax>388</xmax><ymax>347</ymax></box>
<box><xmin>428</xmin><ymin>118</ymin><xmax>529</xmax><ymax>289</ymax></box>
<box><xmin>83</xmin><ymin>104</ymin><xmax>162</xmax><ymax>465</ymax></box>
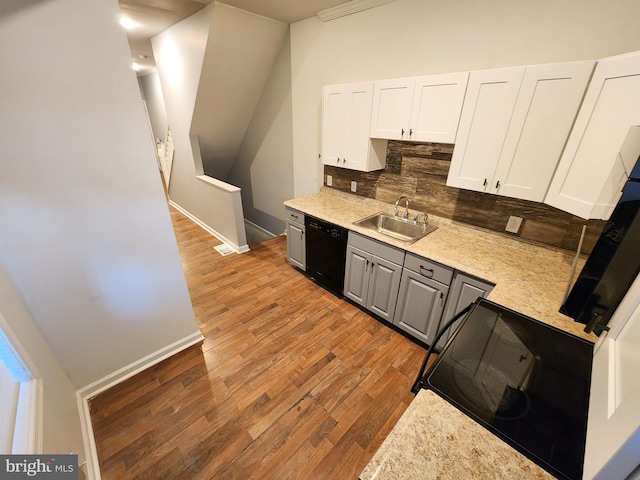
<box><xmin>89</xmin><ymin>206</ymin><xmax>427</xmax><ymax>479</ymax></box>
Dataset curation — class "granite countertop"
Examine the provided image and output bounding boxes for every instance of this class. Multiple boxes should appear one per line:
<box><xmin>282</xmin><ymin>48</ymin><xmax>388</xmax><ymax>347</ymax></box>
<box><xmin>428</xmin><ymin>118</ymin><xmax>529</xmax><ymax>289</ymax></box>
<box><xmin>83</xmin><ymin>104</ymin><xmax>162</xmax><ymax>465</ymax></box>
<box><xmin>285</xmin><ymin>187</ymin><xmax>596</xmax><ymax>342</ymax></box>
<box><xmin>285</xmin><ymin>187</ymin><xmax>595</xmax><ymax>480</ymax></box>
<box><xmin>359</xmin><ymin>390</ymin><xmax>556</xmax><ymax>480</ymax></box>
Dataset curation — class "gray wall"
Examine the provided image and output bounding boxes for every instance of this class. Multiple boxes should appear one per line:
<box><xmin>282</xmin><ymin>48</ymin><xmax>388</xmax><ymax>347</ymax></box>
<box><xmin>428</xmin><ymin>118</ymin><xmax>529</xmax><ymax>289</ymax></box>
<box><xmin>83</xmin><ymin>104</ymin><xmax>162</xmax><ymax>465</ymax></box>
<box><xmin>139</xmin><ymin>72</ymin><xmax>169</xmax><ymax>145</ymax></box>
<box><xmin>227</xmin><ymin>31</ymin><xmax>294</xmax><ymax>236</ymax></box>
<box><xmin>0</xmin><ymin>268</ymin><xmax>85</xmax><ymax>463</ymax></box>
<box><xmin>0</xmin><ymin>0</ymin><xmax>200</xmax><ymax>389</ymax></box>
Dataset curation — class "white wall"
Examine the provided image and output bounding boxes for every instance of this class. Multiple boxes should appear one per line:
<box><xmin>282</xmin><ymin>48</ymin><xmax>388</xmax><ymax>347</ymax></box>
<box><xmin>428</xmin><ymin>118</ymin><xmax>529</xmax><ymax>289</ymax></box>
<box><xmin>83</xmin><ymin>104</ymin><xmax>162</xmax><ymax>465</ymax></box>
<box><xmin>227</xmin><ymin>30</ymin><xmax>295</xmax><ymax>236</ymax></box>
<box><xmin>152</xmin><ymin>4</ymin><xmax>250</xmax><ymax>251</ymax></box>
<box><xmin>139</xmin><ymin>72</ymin><xmax>169</xmax><ymax>146</ymax></box>
<box><xmin>0</xmin><ymin>0</ymin><xmax>200</xmax><ymax>389</ymax></box>
<box><xmin>290</xmin><ymin>0</ymin><xmax>640</xmax><ymax>197</ymax></box>
<box><xmin>0</xmin><ymin>269</ymin><xmax>85</xmax><ymax>461</ymax></box>
<box><xmin>190</xmin><ymin>4</ymin><xmax>287</xmax><ymax>180</ymax></box>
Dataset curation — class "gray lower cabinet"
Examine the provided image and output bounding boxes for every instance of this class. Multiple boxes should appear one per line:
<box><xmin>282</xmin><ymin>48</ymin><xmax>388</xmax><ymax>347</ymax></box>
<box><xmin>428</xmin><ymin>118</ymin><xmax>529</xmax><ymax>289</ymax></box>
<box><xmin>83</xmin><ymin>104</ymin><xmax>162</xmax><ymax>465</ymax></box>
<box><xmin>393</xmin><ymin>254</ymin><xmax>453</xmax><ymax>345</ymax></box>
<box><xmin>285</xmin><ymin>207</ymin><xmax>305</xmax><ymax>270</ymax></box>
<box><xmin>344</xmin><ymin>232</ymin><xmax>404</xmax><ymax>322</ymax></box>
<box><xmin>436</xmin><ymin>272</ymin><xmax>495</xmax><ymax>349</ymax></box>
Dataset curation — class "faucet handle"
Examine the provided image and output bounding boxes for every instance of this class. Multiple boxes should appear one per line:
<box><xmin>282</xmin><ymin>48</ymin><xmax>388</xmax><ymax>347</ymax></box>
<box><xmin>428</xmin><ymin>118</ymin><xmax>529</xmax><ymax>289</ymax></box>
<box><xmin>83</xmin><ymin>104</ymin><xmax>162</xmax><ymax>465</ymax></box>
<box><xmin>414</xmin><ymin>212</ymin><xmax>428</xmax><ymax>224</ymax></box>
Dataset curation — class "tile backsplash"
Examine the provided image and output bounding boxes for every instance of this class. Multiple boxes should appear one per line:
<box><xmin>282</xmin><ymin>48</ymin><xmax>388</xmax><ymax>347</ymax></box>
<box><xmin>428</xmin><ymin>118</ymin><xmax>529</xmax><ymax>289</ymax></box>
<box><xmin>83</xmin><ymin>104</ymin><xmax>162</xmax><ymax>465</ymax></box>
<box><xmin>324</xmin><ymin>141</ymin><xmax>605</xmax><ymax>255</ymax></box>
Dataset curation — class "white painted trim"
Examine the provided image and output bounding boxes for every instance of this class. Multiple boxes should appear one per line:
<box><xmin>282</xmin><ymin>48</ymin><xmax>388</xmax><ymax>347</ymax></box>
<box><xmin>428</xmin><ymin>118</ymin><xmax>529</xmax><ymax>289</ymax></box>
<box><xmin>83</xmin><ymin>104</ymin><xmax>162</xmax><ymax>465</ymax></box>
<box><xmin>76</xmin><ymin>331</ymin><xmax>204</xmax><ymax>480</ymax></box>
<box><xmin>77</xmin><ymin>331</ymin><xmax>204</xmax><ymax>403</ymax></box>
<box><xmin>169</xmin><ymin>200</ymin><xmax>250</xmax><ymax>254</ymax></box>
<box><xmin>13</xmin><ymin>378</ymin><xmax>43</xmax><ymax>454</ymax></box>
<box><xmin>77</xmin><ymin>392</ymin><xmax>100</xmax><ymax>480</ymax></box>
<box><xmin>196</xmin><ymin>174</ymin><xmax>241</xmax><ymax>193</ymax></box>
<box><xmin>0</xmin><ymin>312</ymin><xmax>43</xmax><ymax>455</ymax></box>
<box><xmin>316</xmin><ymin>0</ymin><xmax>395</xmax><ymax>21</ymax></box>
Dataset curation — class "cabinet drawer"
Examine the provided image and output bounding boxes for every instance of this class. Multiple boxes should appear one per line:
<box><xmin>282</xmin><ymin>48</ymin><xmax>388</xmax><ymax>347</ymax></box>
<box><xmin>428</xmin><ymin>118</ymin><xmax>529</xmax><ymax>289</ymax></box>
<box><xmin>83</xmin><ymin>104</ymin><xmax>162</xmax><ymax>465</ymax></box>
<box><xmin>348</xmin><ymin>231</ymin><xmax>405</xmax><ymax>265</ymax></box>
<box><xmin>403</xmin><ymin>253</ymin><xmax>453</xmax><ymax>286</ymax></box>
<box><xmin>285</xmin><ymin>207</ymin><xmax>304</xmax><ymax>224</ymax></box>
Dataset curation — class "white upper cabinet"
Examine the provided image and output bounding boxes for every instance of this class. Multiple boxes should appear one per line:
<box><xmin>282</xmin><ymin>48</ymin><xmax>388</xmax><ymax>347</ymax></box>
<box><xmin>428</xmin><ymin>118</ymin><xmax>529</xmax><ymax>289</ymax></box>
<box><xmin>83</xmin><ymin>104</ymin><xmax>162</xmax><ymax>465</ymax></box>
<box><xmin>545</xmin><ymin>51</ymin><xmax>640</xmax><ymax>219</ymax></box>
<box><xmin>321</xmin><ymin>81</ymin><xmax>386</xmax><ymax>172</ymax></box>
<box><xmin>369</xmin><ymin>77</ymin><xmax>414</xmax><ymax>140</ymax></box>
<box><xmin>446</xmin><ymin>66</ymin><xmax>525</xmax><ymax>192</ymax></box>
<box><xmin>447</xmin><ymin>61</ymin><xmax>594</xmax><ymax>202</ymax></box>
<box><xmin>370</xmin><ymin>72</ymin><xmax>469</xmax><ymax>143</ymax></box>
<box><xmin>495</xmin><ymin>61</ymin><xmax>595</xmax><ymax>201</ymax></box>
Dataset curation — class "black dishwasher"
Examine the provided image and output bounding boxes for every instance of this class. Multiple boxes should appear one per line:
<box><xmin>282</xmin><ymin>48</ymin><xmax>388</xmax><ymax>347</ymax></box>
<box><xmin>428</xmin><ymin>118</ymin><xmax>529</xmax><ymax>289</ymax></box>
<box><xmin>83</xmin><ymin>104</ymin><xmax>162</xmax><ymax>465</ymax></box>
<box><xmin>305</xmin><ymin>215</ymin><xmax>348</xmax><ymax>296</ymax></box>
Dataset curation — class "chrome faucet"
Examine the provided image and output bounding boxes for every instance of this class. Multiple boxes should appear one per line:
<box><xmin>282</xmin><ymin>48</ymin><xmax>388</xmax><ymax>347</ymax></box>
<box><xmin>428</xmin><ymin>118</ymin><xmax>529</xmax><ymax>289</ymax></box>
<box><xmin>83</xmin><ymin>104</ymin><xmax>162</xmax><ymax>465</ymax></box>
<box><xmin>394</xmin><ymin>196</ymin><xmax>410</xmax><ymax>219</ymax></box>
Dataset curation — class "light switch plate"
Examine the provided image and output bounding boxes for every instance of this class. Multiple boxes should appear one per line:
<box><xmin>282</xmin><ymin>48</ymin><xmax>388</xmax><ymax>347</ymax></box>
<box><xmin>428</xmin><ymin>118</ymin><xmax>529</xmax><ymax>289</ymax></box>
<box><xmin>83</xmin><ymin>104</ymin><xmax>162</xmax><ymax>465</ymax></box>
<box><xmin>506</xmin><ymin>216</ymin><xmax>523</xmax><ymax>234</ymax></box>
<box><xmin>326</xmin><ymin>175</ymin><xmax>332</xmax><ymax>187</ymax></box>
<box><xmin>350</xmin><ymin>181</ymin><xmax>357</xmax><ymax>192</ymax></box>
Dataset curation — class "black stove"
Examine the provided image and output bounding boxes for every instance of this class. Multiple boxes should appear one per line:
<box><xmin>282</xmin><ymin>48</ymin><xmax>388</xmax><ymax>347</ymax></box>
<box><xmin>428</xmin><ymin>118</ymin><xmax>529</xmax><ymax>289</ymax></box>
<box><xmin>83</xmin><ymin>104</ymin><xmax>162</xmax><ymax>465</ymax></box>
<box><xmin>416</xmin><ymin>299</ymin><xmax>593</xmax><ymax>480</ymax></box>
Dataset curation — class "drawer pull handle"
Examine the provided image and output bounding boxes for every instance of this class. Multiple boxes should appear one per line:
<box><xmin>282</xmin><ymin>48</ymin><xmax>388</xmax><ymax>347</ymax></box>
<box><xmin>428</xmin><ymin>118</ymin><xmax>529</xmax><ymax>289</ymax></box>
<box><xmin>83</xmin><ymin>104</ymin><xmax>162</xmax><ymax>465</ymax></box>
<box><xmin>419</xmin><ymin>266</ymin><xmax>434</xmax><ymax>278</ymax></box>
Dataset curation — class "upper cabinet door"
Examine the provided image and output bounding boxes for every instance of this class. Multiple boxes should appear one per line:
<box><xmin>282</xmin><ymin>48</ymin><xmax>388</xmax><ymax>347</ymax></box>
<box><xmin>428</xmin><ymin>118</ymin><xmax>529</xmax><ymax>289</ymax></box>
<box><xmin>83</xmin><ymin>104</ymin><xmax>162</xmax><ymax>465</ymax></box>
<box><xmin>409</xmin><ymin>72</ymin><xmax>469</xmax><ymax>143</ymax></box>
<box><xmin>321</xmin><ymin>84</ymin><xmax>349</xmax><ymax>167</ymax></box>
<box><xmin>545</xmin><ymin>51</ymin><xmax>640</xmax><ymax>219</ymax></box>
<box><xmin>493</xmin><ymin>61</ymin><xmax>595</xmax><ymax>202</ymax></box>
<box><xmin>370</xmin><ymin>73</ymin><xmax>469</xmax><ymax>143</ymax></box>
<box><xmin>446</xmin><ymin>66</ymin><xmax>525</xmax><ymax>192</ymax></box>
<box><xmin>321</xmin><ymin>81</ymin><xmax>385</xmax><ymax>172</ymax></box>
<box><xmin>370</xmin><ymin>77</ymin><xmax>415</xmax><ymax>140</ymax></box>
<box><xmin>346</xmin><ymin>85</ymin><xmax>377</xmax><ymax>171</ymax></box>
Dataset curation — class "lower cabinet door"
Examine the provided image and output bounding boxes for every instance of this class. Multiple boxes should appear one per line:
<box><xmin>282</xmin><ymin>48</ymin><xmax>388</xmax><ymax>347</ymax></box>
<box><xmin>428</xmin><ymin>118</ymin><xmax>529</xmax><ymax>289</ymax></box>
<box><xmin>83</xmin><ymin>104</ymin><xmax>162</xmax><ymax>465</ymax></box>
<box><xmin>343</xmin><ymin>245</ymin><xmax>370</xmax><ymax>306</ymax></box>
<box><xmin>437</xmin><ymin>273</ymin><xmax>494</xmax><ymax>349</ymax></box>
<box><xmin>393</xmin><ymin>269</ymin><xmax>448</xmax><ymax>345</ymax></box>
<box><xmin>367</xmin><ymin>255</ymin><xmax>402</xmax><ymax>322</ymax></box>
<box><xmin>286</xmin><ymin>220</ymin><xmax>305</xmax><ymax>270</ymax></box>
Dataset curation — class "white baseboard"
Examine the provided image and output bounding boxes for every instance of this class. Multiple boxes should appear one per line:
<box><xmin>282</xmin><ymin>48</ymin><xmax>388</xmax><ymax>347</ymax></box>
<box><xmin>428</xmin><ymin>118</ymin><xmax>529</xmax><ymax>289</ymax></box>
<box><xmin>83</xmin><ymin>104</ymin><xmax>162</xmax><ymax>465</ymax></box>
<box><xmin>76</xmin><ymin>331</ymin><xmax>204</xmax><ymax>480</ymax></box>
<box><xmin>169</xmin><ymin>200</ymin><xmax>250</xmax><ymax>254</ymax></box>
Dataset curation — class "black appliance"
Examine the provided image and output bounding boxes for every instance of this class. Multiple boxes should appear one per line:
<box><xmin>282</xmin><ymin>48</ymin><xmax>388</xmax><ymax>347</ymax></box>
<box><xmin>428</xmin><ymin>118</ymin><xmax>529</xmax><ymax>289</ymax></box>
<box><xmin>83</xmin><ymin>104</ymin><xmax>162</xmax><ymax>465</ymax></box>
<box><xmin>415</xmin><ymin>299</ymin><xmax>593</xmax><ymax>480</ymax></box>
<box><xmin>561</xmin><ymin>152</ymin><xmax>640</xmax><ymax>336</ymax></box>
<box><xmin>304</xmin><ymin>215</ymin><xmax>348</xmax><ymax>296</ymax></box>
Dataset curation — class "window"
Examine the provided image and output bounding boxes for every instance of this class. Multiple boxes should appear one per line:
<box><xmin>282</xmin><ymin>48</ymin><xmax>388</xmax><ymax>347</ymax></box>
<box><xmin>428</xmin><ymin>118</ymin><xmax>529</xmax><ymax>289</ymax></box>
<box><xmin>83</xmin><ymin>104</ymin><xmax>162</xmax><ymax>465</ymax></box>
<box><xmin>0</xmin><ymin>314</ymin><xmax>41</xmax><ymax>454</ymax></box>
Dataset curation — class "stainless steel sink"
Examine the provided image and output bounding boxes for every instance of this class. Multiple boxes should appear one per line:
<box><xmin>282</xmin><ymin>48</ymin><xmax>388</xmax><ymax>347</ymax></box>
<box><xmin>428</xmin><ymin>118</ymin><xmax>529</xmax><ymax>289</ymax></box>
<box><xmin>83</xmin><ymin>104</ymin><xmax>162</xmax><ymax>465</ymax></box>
<box><xmin>353</xmin><ymin>212</ymin><xmax>437</xmax><ymax>244</ymax></box>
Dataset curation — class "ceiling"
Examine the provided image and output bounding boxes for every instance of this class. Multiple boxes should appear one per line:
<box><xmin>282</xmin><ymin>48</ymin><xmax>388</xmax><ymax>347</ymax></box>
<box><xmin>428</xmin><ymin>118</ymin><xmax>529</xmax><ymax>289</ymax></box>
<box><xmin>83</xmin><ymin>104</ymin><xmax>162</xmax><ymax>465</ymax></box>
<box><xmin>119</xmin><ymin>0</ymin><xmax>352</xmax><ymax>74</ymax></box>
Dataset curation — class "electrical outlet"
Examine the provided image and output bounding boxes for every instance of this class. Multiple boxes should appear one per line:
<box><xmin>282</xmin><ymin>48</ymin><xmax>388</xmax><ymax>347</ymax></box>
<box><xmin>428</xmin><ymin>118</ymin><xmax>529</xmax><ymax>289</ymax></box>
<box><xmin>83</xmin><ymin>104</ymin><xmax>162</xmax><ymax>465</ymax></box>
<box><xmin>505</xmin><ymin>216</ymin><xmax>523</xmax><ymax>234</ymax></box>
<box><xmin>326</xmin><ymin>175</ymin><xmax>332</xmax><ymax>187</ymax></box>
<box><xmin>350</xmin><ymin>181</ymin><xmax>357</xmax><ymax>192</ymax></box>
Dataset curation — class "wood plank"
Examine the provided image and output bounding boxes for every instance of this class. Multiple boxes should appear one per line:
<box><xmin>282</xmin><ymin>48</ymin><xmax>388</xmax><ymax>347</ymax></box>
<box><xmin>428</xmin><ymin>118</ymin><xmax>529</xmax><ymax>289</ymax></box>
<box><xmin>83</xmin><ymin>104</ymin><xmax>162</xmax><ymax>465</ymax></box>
<box><xmin>90</xmin><ymin>204</ymin><xmax>426</xmax><ymax>479</ymax></box>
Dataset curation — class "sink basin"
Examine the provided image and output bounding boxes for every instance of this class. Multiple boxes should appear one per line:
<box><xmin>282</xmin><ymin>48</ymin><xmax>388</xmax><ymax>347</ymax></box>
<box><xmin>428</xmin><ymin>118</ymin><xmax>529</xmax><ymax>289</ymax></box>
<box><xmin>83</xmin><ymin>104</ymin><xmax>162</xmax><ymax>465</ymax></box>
<box><xmin>353</xmin><ymin>212</ymin><xmax>437</xmax><ymax>244</ymax></box>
